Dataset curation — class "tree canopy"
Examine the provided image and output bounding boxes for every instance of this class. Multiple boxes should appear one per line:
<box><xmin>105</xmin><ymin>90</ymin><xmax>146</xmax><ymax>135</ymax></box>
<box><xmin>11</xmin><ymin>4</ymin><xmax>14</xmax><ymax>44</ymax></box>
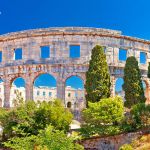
<box><xmin>123</xmin><ymin>56</ymin><xmax>146</xmax><ymax>108</ymax></box>
<box><xmin>85</xmin><ymin>45</ymin><xmax>111</xmax><ymax>103</ymax></box>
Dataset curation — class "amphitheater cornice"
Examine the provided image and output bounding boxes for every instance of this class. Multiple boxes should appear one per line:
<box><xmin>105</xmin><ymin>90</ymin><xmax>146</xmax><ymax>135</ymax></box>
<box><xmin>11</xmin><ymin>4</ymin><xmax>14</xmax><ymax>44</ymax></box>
<box><xmin>0</xmin><ymin>27</ymin><xmax>150</xmax><ymax>45</ymax></box>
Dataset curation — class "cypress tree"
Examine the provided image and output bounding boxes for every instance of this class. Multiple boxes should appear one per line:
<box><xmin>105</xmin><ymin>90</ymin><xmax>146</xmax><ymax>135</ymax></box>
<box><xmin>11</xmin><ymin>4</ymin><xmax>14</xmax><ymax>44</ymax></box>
<box><xmin>85</xmin><ymin>45</ymin><xmax>111</xmax><ymax>103</ymax></box>
<box><xmin>123</xmin><ymin>56</ymin><xmax>146</xmax><ymax>108</ymax></box>
<box><xmin>148</xmin><ymin>62</ymin><xmax>150</xmax><ymax>78</ymax></box>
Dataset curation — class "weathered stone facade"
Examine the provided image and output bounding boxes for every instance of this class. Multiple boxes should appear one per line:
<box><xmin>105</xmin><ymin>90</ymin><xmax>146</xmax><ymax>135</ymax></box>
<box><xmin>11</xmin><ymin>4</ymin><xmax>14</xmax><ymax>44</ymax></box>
<box><xmin>0</xmin><ymin>27</ymin><xmax>150</xmax><ymax>107</ymax></box>
<box><xmin>78</xmin><ymin>131</ymin><xmax>145</xmax><ymax>150</ymax></box>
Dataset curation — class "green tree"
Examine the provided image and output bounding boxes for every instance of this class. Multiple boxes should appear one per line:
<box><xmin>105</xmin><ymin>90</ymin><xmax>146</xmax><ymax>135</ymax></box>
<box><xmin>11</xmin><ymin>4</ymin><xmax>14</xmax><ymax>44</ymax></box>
<box><xmin>81</xmin><ymin>97</ymin><xmax>124</xmax><ymax>137</ymax></box>
<box><xmin>3</xmin><ymin>125</ymin><xmax>84</xmax><ymax>150</ymax></box>
<box><xmin>0</xmin><ymin>99</ymin><xmax>73</xmax><ymax>141</ymax></box>
<box><xmin>85</xmin><ymin>45</ymin><xmax>111</xmax><ymax>102</ymax></box>
<box><xmin>148</xmin><ymin>62</ymin><xmax>150</xmax><ymax>78</ymax></box>
<box><xmin>123</xmin><ymin>56</ymin><xmax>146</xmax><ymax>108</ymax></box>
<box><xmin>83</xmin><ymin>96</ymin><xmax>124</xmax><ymax>125</ymax></box>
<box><xmin>130</xmin><ymin>103</ymin><xmax>150</xmax><ymax>128</ymax></box>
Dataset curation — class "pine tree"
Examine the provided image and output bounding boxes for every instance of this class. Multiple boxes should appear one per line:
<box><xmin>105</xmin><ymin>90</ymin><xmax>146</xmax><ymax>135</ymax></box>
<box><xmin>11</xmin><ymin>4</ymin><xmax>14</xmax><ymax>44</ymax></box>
<box><xmin>85</xmin><ymin>45</ymin><xmax>111</xmax><ymax>103</ymax></box>
<box><xmin>148</xmin><ymin>62</ymin><xmax>150</xmax><ymax>78</ymax></box>
<box><xmin>123</xmin><ymin>56</ymin><xmax>146</xmax><ymax>108</ymax></box>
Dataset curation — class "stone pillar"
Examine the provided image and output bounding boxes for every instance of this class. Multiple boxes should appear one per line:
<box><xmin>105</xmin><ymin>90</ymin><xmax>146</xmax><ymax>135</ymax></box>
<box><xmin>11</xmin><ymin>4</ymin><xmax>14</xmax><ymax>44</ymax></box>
<box><xmin>110</xmin><ymin>76</ymin><xmax>116</xmax><ymax>97</ymax></box>
<box><xmin>3</xmin><ymin>78</ymin><xmax>11</xmax><ymax>108</ymax></box>
<box><xmin>57</xmin><ymin>78</ymin><xmax>65</xmax><ymax>105</ymax></box>
<box><xmin>144</xmin><ymin>79</ymin><xmax>150</xmax><ymax>104</ymax></box>
<box><xmin>25</xmin><ymin>75</ymin><xmax>34</xmax><ymax>101</ymax></box>
<box><xmin>113</xmin><ymin>48</ymin><xmax>119</xmax><ymax>64</ymax></box>
<box><xmin>106</xmin><ymin>47</ymin><xmax>114</xmax><ymax>64</ymax></box>
<box><xmin>127</xmin><ymin>48</ymin><xmax>134</xmax><ymax>57</ymax></box>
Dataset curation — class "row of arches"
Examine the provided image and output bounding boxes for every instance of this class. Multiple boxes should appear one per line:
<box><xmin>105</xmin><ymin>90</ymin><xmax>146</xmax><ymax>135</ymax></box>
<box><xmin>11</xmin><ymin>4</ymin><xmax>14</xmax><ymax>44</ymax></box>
<box><xmin>0</xmin><ymin>75</ymin><xmax>149</xmax><ymax>108</ymax></box>
<box><xmin>0</xmin><ymin>74</ymin><xmax>85</xmax><ymax>109</ymax></box>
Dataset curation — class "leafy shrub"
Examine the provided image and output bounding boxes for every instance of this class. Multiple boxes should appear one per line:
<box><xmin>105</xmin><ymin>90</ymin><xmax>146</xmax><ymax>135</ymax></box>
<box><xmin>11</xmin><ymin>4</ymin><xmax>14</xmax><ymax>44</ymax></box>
<box><xmin>81</xmin><ymin>97</ymin><xmax>124</xmax><ymax>137</ymax></box>
<box><xmin>130</xmin><ymin>103</ymin><xmax>150</xmax><ymax>129</ymax></box>
<box><xmin>82</xmin><ymin>96</ymin><xmax>124</xmax><ymax>125</ymax></box>
<box><xmin>119</xmin><ymin>144</ymin><xmax>133</xmax><ymax>150</ymax></box>
<box><xmin>3</xmin><ymin>125</ymin><xmax>84</xmax><ymax>150</ymax></box>
<box><xmin>0</xmin><ymin>99</ymin><xmax>73</xmax><ymax>141</ymax></box>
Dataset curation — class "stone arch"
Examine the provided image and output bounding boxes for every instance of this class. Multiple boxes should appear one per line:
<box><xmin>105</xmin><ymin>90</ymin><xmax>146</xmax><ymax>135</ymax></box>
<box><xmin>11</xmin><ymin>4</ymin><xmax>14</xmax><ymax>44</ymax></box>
<box><xmin>32</xmin><ymin>71</ymin><xmax>58</xmax><ymax>84</ymax></box>
<box><xmin>63</xmin><ymin>73</ymin><xmax>85</xmax><ymax>84</ymax></box>
<box><xmin>10</xmin><ymin>76</ymin><xmax>26</xmax><ymax>107</ymax></box>
<box><xmin>33</xmin><ymin>73</ymin><xmax>57</xmax><ymax>102</ymax></box>
<box><xmin>65</xmin><ymin>75</ymin><xmax>85</xmax><ymax>115</ymax></box>
<box><xmin>115</xmin><ymin>77</ymin><xmax>124</xmax><ymax>100</ymax></box>
<box><xmin>142</xmin><ymin>78</ymin><xmax>150</xmax><ymax>104</ymax></box>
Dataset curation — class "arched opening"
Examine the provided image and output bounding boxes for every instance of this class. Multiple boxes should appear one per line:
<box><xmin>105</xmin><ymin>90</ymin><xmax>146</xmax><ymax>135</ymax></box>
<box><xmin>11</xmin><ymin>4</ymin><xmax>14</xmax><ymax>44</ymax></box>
<box><xmin>33</xmin><ymin>73</ymin><xmax>57</xmax><ymax>102</ymax></box>
<box><xmin>10</xmin><ymin>77</ymin><xmax>25</xmax><ymax>107</ymax></box>
<box><xmin>0</xmin><ymin>79</ymin><xmax>4</xmax><ymax>107</ymax></box>
<box><xmin>65</xmin><ymin>76</ymin><xmax>85</xmax><ymax>112</ymax></box>
<box><xmin>67</xmin><ymin>101</ymin><xmax>72</xmax><ymax>108</ymax></box>
<box><xmin>115</xmin><ymin>78</ymin><xmax>125</xmax><ymax>100</ymax></box>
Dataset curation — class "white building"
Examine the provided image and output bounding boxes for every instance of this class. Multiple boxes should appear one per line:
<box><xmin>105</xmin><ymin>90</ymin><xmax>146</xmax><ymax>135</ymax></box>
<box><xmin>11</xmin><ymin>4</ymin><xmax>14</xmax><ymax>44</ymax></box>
<box><xmin>0</xmin><ymin>82</ymin><xmax>85</xmax><ymax>109</ymax></box>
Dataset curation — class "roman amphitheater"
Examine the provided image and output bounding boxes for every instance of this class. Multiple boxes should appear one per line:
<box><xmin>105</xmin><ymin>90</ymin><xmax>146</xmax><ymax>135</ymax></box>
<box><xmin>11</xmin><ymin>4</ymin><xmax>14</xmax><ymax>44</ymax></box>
<box><xmin>0</xmin><ymin>27</ymin><xmax>150</xmax><ymax>108</ymax></box>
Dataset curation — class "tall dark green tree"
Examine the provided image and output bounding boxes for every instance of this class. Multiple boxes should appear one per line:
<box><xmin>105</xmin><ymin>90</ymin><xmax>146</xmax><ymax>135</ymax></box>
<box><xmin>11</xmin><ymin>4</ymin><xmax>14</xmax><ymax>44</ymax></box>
<box><xmin>85</xmin><ymin>45</ymin><xmax>111</xmax><ymax>103</ymax></box>
<box><xmin>123</xmin><ymin>56</ymin><xmax>146</xmax><ymax>108</ymax></box>
<box><xmin>148</xmin><ymin>62</ymin><xmax>150</xmax><ymax>78</ymax></box>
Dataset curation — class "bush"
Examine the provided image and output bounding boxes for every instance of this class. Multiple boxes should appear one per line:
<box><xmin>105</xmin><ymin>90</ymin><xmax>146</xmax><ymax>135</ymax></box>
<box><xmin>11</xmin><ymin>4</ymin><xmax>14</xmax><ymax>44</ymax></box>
<box><xmin>130</xmin><ymin>103</ymin><xmax>150</xmax><ymax>129</ymax></box>
<box><xmin>81</xmin><ymin>97</ymin><xmax>124</xmax><ymax>137</ymax></box>
<box><xmin>0</xmin><ymin>99</ymin><xmax>73</xmax><ymax>141</ymax></box>
<box><xmin>82</xmin><ymin>96</ymin><xmax>124</xmax><ymax>125</ymax></box>
<box><xmin>3</xmin><ymin>125</ymin><xmax>84</xmax><ymax>150</ymax></box>
<box><xmin>119</xmin><ymin>144</ymin><xmax>133</xmax><ymax>150</ymax></box>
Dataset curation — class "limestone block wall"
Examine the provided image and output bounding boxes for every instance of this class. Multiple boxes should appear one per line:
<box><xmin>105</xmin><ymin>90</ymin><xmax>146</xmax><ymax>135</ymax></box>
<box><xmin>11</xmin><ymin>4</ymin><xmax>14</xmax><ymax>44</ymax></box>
<box><xmin>0</xmin><ymin>27</ymin><xmax>150</xmax><ymax>107</ymax></box>
<box><xmin>79</xmin><ymin>131</ymin><xmax>145</xmax><ymax>150</ymax></box>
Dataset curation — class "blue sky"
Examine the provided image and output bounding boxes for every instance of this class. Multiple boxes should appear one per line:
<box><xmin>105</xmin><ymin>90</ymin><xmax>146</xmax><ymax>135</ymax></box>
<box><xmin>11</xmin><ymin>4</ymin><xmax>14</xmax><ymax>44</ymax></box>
<box><xmin>0</xmin><ymin>0</ymin><xmax>149</xmax><ymax>91</ymax></box>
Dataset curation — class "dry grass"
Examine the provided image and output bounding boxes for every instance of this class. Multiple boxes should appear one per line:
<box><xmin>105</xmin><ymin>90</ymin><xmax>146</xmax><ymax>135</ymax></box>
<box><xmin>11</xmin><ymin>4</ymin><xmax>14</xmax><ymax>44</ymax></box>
<box><xmin>131</xmin><ymin>134</ymin><xmax>150</xmax><ymax>150</ymax></box>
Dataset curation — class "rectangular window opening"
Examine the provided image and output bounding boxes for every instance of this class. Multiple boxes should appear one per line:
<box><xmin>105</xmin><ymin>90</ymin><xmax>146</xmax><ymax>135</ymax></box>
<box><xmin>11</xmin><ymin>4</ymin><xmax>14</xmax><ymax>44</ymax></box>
<box><xmin>41</xmin><ymin>46</ymin><xmax>50</xmax><ymax>59</ymax></box>
<box><xmin>69</xmin><ymin>45</ymin><xmax>80</xmax><ymax>58</ymax></box>
<box><xmin>140</xmin><ymin>52</ymin><xmax>146</xmax><ymax>64</ymax></box>
<box><xmin>37</xmin><ymin>91</ymin><xmax>40</xmax><ymax>96</ymax></box>
<box><xmin>49</xmin><ymin>92</ymin><xmax>52</xmax><ymax>97</ymax></box>
<box><xmin>43</xmin><ymin>91</ymin><xmax>46</xmax><ymax>96</ymax></box>
<box><xmin>14</xmin><ymin>48</ymin><xmax>22</xmax><ymax>60</ymax></box>
<box><xmin>68</xmin><ymin>93</ymin><xmax>71</xmax><ymax>97</ymax></box>
<box><xmin>119</xmin><ymin>49</ymin><xmax>127</xmax><ymax>61</ymax></box>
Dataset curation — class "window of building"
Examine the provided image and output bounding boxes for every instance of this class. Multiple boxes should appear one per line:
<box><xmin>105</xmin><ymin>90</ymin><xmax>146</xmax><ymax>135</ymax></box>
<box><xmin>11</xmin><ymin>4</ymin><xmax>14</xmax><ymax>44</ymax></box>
<box><xmin>0</xmin><ymin>51</ymin><xmax>2</xmax><ymax>62</ymax></box>
<box><xmin>37</xmin><ymin>91</ymin><xmax>40</xmax><ymax>96</ymax></box>
<box><xmin>75</xmin><ymin>92</ymin><xmax>78</xmax><ymax>97</ymax></box>
<box><xmin>43</xmin><ymin>91</ymin><xmax>46</xmax><ymax>96</ymax></box>
<box><xmin>69</xmin><ymin>45</ymin><xmax>80</xmax><ymax>58</ymax></box>
<box><xmin>14</xmin><ymin>48</ymin><xmax>22</xmax><ymax>60</ymax></box>
<box><xmin>41</xmin><ymin>46</ymin><xmax>50</xmax><ymax>59</ymax></box>
<box><xmin>68</xmin><ymin>93</ymin><xmax>71</xmax><ymax>97</ymax></box>
<box><xmin>119</xmin><ymin>49</ymin><xmax>127</xmax><ymax>61</ymax></box>
<box><xmin>140</xmin><ymin>52</ymin><xmax>146</xmax><ymax>64</ymax></box>
<box><xmin>49</xmin><ymin>92</ymin><xmax>52</xmax><ymax>97</ymax></box>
